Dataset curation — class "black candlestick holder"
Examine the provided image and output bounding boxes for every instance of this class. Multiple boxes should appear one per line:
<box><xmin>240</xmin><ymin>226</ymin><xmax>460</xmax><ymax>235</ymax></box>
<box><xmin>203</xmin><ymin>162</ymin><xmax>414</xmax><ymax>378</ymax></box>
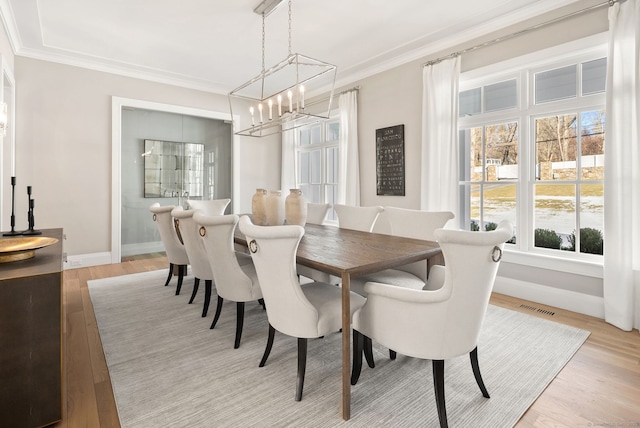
<box><xmin>3</xmin><ymin>176</ymin><xmax>20</xmax><ymax>236</ymax></box>
<box><xmin>22</xmin><ymin>185</ymin><xmax>42</xmax><ymax>236</ymax></box>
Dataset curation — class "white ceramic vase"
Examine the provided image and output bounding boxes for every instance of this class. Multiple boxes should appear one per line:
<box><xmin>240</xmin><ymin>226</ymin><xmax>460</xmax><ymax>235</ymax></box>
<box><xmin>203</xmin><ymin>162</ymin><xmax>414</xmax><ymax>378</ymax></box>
<box><xmin>285</xmin><ymin>189</ymin><xmax>307</xmax><ymax>226</ymax></box>
<box><xmin>251</xmin><ymin>188</ymin><xmax>268</xmax><ymax>226</ymax></box>
<box><xmin>266</xmin><ymin>190</ymin><xmax>285</xmax><ymax>226</ymax></box>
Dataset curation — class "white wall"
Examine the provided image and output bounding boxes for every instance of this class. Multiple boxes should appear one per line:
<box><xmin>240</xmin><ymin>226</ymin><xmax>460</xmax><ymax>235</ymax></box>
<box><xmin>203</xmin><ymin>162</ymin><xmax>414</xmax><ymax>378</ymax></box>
<box><xmin>14</xmin><ymin>57</ymin><xmax>280</xmax><ymax>259</ymax></box>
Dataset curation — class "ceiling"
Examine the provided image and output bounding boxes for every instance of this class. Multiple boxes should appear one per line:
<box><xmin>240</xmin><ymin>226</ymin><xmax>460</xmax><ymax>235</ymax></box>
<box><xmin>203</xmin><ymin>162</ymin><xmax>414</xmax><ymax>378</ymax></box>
<box><xmin>1</xmin><ymin>0</ymin><xmax>580</xmax><ymax>95</ymax></box>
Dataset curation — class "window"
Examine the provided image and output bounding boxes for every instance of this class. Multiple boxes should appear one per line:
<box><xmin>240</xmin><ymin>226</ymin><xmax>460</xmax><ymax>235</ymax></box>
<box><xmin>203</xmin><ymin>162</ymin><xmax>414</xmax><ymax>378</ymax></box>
<box><xmin>458</xmin><ymin>45</ymin><xmax>606</xmax><ymax>258</ymax></box>
<box><xmin>295</xmin><ymin>116</ymin><xmax>340</xmax><ymax>221</ymax></box>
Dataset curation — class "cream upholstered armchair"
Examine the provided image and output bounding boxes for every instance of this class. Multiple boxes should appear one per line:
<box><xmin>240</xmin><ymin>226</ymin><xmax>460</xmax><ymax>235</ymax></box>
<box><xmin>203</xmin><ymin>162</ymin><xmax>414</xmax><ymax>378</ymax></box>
<box><xmin>350</xmin><ymin>207</ymin><xmax>454</xmax><ymax>295</ymax></box>
<box><xmin>238</xmin><ymin>215</ymin><xmax>366</xmax><ymax>401</ymax></box>
<box><xmin>305</xmin><ymin>202</ymin><xmax>330</xmax><ymax>225</ymax></box>
<box><xmin>186</xmin><ymin>198</ymin><xmax>231</xmax><ymax>215</ymax></box>
<box><xmin>149</xmin><ymin>203</ymin><xmax>189</xmax><ymax>294</ymax></box>
<box><xmin>333</xmin><ymin>204</ymin><xmax>383</xmax><ymax>232</ymax></box>
<box><xmin>296</xmin><ymin>202</ymin><xmax>331</xmax><ymax>282</ymax></box>
<box><xmin>172</xmin><ymin>201</ymin><xmax>230</xmax><ymax>317</ymax></box>
<box><xmin>350</xmin><ymin>220</ymin><xmax>513</xmax><ymax>428</ymax></box>
<box><xmin>193</xmin><ymin>212</ymin><xmax>263</xmax><ymax>349</ymax></box>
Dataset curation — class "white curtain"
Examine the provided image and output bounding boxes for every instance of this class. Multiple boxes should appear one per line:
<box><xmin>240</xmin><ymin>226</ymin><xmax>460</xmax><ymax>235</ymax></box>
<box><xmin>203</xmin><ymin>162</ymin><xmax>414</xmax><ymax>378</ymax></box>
<box><xmin>604</xmin><ymin>0</ymin><xmax>640</xmax><ymax>332</ymax></box>
<box><xmin>338</xmin><ymin>90</ymin><xmax>360</xmax><ymax>206</ymax></box>
<box><xmin>281</xmin><ymin>124</ymin><xmax>296</xmax><ymax>192</ymax></box>
<box><xmin>420</xmin><ymin>56</ymin><xmax>460</xmax><ymax>218</ymax></box>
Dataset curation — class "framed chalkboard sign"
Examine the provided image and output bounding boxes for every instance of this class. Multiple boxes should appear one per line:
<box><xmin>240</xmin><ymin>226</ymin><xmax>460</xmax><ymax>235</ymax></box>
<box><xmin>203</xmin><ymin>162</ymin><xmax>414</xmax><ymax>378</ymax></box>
<box><xmin>376</xmin><ymin>124</ymin><xmax>405</xmax><ymax>196</ymax></box>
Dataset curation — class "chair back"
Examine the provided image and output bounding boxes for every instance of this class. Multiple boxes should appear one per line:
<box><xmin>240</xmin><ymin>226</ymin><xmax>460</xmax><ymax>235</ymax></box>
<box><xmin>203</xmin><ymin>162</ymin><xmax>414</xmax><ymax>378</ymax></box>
<box><xmin>334</xmin><ymin>204</ymin><xmax>383</xmax><ymax>232</ymax></box>
<box><xmin>306</xmin><ymin>203</ymin><xmax>331</xmax><ymax>225</ymax></box>
<box><xmin>357</xmin><ymin>221</ymin><xmax>512</xmax><ymax>360</ymax></box>
<box><xmin>149</xmin><ymin>203</ymin><xmax>189</xmax><ymax>265</ymax></box>
<box><xmin>432</xmin><ymin>220</ymin><xmax>512</xmax><ymax>356</ymax></box>
<box><xmin>194</xmin><ymin>212</ymin><xmax>261</xmax><ymax>302</ymax></box>
<box><xmin>171</xmin><ymin>207</ymin><xmax>212</xmax><ymax>280</ymax></box>
<box><xmin>373</xmin><ymin>207</ymin><xmax>454</xmax><ymax>280</ymax></box>
<box><xmin>238</xmin><ymin>216</ymin><xmax>322</xmax><ymax>338</ymax></box>
<box><xmin>186</xmin><ymin>198</ymin><xmax>230</xmax><ymax>215</ymax></box>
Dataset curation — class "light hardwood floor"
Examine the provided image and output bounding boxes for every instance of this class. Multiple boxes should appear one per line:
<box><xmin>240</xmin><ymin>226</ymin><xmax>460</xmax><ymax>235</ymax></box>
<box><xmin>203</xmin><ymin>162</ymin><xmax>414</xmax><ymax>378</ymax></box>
<box><xmin>53</xmin><ymin>254</ymin><xmax>640</xmax><ymax>427</ymax></box>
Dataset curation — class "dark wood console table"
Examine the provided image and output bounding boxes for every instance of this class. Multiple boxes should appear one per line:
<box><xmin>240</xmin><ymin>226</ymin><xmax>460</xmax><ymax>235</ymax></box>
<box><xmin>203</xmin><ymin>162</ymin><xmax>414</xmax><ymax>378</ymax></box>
<box><xmin>0</xmin><ymin>228</ymin><xmax>63</xmax><ymax>427</ymax></box>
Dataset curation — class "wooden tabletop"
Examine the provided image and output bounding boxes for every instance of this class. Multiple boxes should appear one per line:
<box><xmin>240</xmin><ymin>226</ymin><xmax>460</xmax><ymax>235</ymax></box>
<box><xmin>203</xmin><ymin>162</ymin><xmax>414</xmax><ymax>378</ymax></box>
<box><xmin>235</xmin><ymin>222</ymin><xmax>442</xmax><ymax>278</ymax></box>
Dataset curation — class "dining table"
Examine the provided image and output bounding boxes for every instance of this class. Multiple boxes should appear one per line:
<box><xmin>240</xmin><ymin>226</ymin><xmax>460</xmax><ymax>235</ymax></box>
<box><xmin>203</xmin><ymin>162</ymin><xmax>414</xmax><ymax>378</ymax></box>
<box><xmin>235</xmin><ymin>220</ymin><xmax>443</xmax><ymax>420</ymax></box>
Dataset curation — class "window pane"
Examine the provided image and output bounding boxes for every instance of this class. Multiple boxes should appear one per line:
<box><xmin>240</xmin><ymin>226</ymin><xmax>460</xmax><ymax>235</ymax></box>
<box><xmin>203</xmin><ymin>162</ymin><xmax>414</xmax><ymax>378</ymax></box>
<box><xmin>326</xmin><ymin>184</ymin><xmax>338</xmax><ymax>221</ymax></box>
<box><xmin>534</xmin><ymin>184</ymin><xmax>575</xmax><ymax>251</ymax></box>
<box><xmin>582</xmin><ymin>58</ymin><xmax>606</xmax><ymax>95</ymax></box>
<box><xmin>308</xmin><ymin>184</ymin><xmax>321</xmax><ymax>203</ymax></box>
<box><xmin>535</xmin><ymin>114</ymin><xmax>577</xmax><ymax>181</ymax></box>
<box><xmin>299</xmin><ymin>128</ymin><xmax>310</xmax><ymax>146</ymax></box>
<box><xmin>299</xmin><ymin>151</ymin><xmax>310</xmax><ymax>183</ymax></box>
<box><xmin>469</xmin><ymin>184</ymin><xmax>481</xmax><ymax>230</ymax></box>
<box><xmin>310</xmin><ymin>149</ymin><xmax>321</xmax><ymax>183</ymax></box>
<box><xmin>484</xmin><ymin>79</ymin><xmax>517</xmax><ymax>112</ymax></box>
<box><xmin>580</xmin><ymin>110</ymin><xmax>605</xmax><ymax>180</ymax></box>
<box><xmin>459</xmin><ymin>88</ymin><xmax>481</xmax><ymax>117</ymax></box>
<box><xmin>485</xmin><ymin>122</ymin><xmax>518</xmax><ymax>180</ymax></box>
<box><xmin>326</xmin><ymin>147</ymin><xmax>338</xmax><ymax>184</ymax></box>
<box><xmin>310</xmin><ymin>125</ymin><xmax>322</xmax><ymax>144</ymax></box>
<box><xmin>578</xmin><ymin>183</ymin><xmax>604</xmax><ymax>254</ymax></box>
<box><xmin>535</xmin><ymin>65</ymin><xmax>577</xmax><ymax>103</ymax></box>
<box><xmin>463</xmin><ymin>127</ymin><xmax>482</xmax><ymax>182</ymax></box>
<box><xmin>483</xmin><ymin>183</ymin><xmax>517</xmax><ymax>242</ymax></box>
<box><xmin>327</xmin><ymin>122</ymin><xmax>340</xmax><ymax>141</ymax></box>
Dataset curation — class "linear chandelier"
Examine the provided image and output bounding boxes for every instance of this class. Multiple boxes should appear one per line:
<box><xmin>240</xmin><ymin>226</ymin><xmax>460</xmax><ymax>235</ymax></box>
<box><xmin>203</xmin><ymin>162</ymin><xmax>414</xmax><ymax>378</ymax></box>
<box><xmin>228</xmin><ymin>0</ymin><xmax>337</xmax><ymax>137</ymax></box>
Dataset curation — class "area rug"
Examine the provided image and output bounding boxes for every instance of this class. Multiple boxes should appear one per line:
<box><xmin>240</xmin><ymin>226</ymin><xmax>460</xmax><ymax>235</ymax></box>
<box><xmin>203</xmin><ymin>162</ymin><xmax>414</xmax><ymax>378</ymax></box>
<box><xmin>88</xmin><ymin>269</ymin><xmax>590</xmax><ymax>427</ymax></box>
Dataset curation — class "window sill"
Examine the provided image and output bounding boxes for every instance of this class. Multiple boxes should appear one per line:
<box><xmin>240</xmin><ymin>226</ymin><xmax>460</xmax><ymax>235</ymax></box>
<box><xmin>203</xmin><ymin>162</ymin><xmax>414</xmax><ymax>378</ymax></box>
<box><xmin>502</xmin><ymin>248</ymin><xmax>603</xmax><ymax>279</ymax></box>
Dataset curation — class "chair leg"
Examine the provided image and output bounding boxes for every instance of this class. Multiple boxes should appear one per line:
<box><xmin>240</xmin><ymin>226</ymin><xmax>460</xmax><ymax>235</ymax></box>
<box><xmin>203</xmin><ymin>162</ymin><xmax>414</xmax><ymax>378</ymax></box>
<box><xmin>258</xmin><ymin>298</ymin><xmax>266</xmax><ymax>310</ymax></box>
<box><xmin>175</xmin><ymin>265</ymin><xmax>186</xmax><ymax>295</ymax></box>
<box><xmin>432</xmin><ymin>359</ymin><xmax>448</xmax><ymax>428</ymax></box>
<box><xmin>389</xmin><ymin>350</ymin><xmax>397</xmax><ymax>360</ymax></box>
<box><xmin>189</xmin><ymin>278</ymin><xmax>200</xmax><ymax>304</ymax></box>
<box><xmin>363</xmin><ymin>336</ymin><xmax>375</xmax><ymax>368</ymax></box>
<box><xmin>470</xmin><ymin>347</ymin><xmax>490</xmax><ymax>398</ymax></box>
<box><xmin>164</xmin><ymin>264</ymin><xmax>174</xmax><ymax>286</ymax></box>
<box><xmin>234</xmin><ymin>302</ymin><xmax>245</xmax><ymax>349</ymax></box>
<box><xmin>202</xmin><ymin>280</ymin><xmax>212</xmax><ymax>317</ymax></box>
<box><xmin>351</xmin><ymin>330</ymin><xmax>364</xmax><ymax>385</ymax></box>
<box><xmin>259</xmin><ymin>324</ymin><xmax>275</xmax><ymax>367</ymax></box>
<box><xmin>296</xmin><ymin>338</ymin><xmax>307</xmax><ymax>401</ymax></box>
<box><xmin>210</xmin><ymin>296</ymin><xmax>224</xmax><ymax>329</ymax></box>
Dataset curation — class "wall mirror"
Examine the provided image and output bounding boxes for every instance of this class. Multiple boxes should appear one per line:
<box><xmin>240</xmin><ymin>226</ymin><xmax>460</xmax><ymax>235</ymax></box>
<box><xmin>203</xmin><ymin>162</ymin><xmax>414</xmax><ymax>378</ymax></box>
<box><xmin>143</xmin><ymin>139</ymin><xmax>204</xmax><ymax>198</ymax></box>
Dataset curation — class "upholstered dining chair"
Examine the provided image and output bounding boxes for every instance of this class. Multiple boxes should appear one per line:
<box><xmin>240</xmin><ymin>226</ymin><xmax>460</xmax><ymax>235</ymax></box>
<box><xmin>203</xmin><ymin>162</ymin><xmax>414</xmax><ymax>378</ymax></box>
<box><xmin>296</xmin><ymin>202</ymin><xmax>331</xmax><ymax>283</ymax></box>
<box><xmin>172</xmin><ymin>201</ymin><xmax>230</xmax><ymax>317</ymax></box>
<box><xmin>349</xmin><ymin>207</ymin><xmax>455</xmax><ymax>295</ymax></box>
<box><xmin>350</xmin><ymin>220</ymin><xmax>513</xmax><ymax>428</ymax></box>
<box><xmin>305</xmin><ymin>202</ymin><xmax>331</xmax><ymax>225</ymax></box>
<box><xmin>333</xmin><ymin>204</ymin><xmax>384</xmax><ymax>232</ymax></box>
<box><xmin>238</xmin><ymin>215</ymin><xmax>366</xmax><ymax>401</ymax></box>
<box><xmin>193</xmin><ymin>212</ymin><xmax>263</xmax><ymax>349</ymax></box>
<box><xmin>149</xmin><ymin>203</ymin><xmax>190</xmax><ymax>295</ymax></box>
<box><xmin>186</xmin><ymin>198</ymin><xmax>231</xmax><ymax>215</ymax></box>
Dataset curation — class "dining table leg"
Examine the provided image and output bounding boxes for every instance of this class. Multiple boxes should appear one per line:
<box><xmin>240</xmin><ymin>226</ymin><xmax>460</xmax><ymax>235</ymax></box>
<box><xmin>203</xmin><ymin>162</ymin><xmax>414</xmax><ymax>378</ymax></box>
<box><xmin>341</xmin><ymin>272</ymin><xmax>351</xmax><ymax>420</ymax></box>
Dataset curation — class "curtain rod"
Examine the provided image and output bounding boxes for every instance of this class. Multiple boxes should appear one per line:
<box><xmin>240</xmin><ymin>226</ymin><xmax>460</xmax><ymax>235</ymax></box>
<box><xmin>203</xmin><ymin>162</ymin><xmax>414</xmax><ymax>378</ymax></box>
<box><xmin>423</xmin><ymin>0</ymin><xmax>619</xmax><ymax>68</ymax></box>
<box><xmin>305</xmin><ymin>85</ymin><xmax>360</xmax><ymax>108</ymax></box>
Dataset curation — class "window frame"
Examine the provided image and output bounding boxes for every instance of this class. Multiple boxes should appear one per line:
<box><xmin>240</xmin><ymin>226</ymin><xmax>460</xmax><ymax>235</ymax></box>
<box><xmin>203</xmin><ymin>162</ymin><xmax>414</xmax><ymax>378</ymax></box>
<box><xmin>458</xmin><ymin>33</ymin><xmax>607</xmax><ymax>274</ymax></box>
<box><xmin>294</xmin><ymin>112</ymin><xmax>340</xmax><ymax>222</ymax></box>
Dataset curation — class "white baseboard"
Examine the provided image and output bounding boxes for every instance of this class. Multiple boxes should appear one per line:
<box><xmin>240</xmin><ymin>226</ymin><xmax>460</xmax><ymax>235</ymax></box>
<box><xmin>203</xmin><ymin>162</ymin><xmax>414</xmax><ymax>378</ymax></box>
<box><xmin>63</xmin><ymin>252</ymin><xmax>112</xmax><ymax>270</ymax></box>
<box><xmin>494</xmin><ymin>276</ymin><xmax>605</xmax><ymax>319</ymax></box>
<box><xmin>122</xmin><ymin>241</ymin><xmax>164</xmax><ymax>257</ymax></box>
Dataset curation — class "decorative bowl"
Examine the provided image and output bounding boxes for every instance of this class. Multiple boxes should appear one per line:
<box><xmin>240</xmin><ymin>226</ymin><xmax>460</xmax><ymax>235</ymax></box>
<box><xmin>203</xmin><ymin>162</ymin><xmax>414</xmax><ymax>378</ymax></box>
<box><xmin>0</xmin><ymin>236</ymin><xmax>59</xmax><ymax>263</ymax></box>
